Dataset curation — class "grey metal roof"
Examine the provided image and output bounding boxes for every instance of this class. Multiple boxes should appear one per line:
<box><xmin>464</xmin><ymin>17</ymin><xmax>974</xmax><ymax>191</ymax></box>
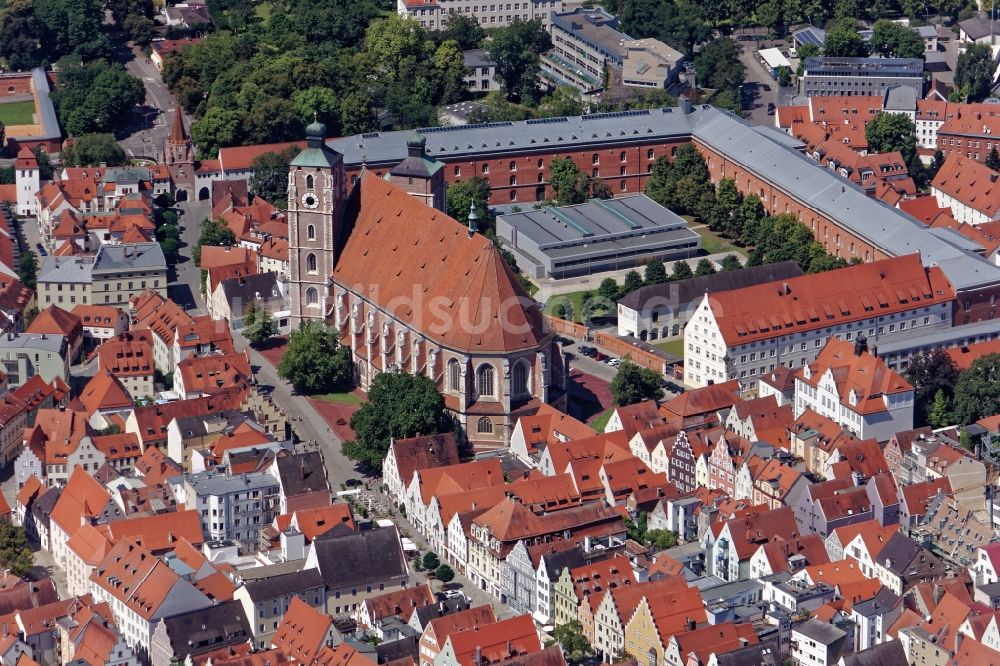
<box><xmin>184</xmin><ymin>469</ymin><xmax>279</xmax><ymax>496</ymax></box>
<box><xmin>803</xmin><ymin>56</ymin><xmax>924</xmax><ymax>76</ymax></box>
<box><xmin>550</xmin><ymin>7</ymin><xmax>628</xmax><ymax>61</ymax></box>
<box><xmin>38</xmin><ymin>255</ymin><xmax>94</xmax><ymax>284</ymax></box>
<box><xmin>311</xmin><ymin>526</ymin><xmax>408</xmax><ymax>589</ymax></box>
<box><xmin>92</xmin><ymin>243</ymin><xmax>167</xmax><ymax>273</ymax></box>
<box><xmin>618</xmin><ymin>260</ymin><xmax>803</xmax><ymax>310</ymax></box>
<box><xmin>463</xmin><ymin>49</ymin><xmax>493</xmax><ymax>69</ymax></box>
<box><xmin>883</xmin><ymin>84</ymin><xmax>917</xmax><ymax>111</ymax></box>
<box><xmin>752</xmin><ymin>124</ymin><xmax>805</xmax><ymax>149</ymax></box>
<box><xmin>499</xmin><ymin>194</ymin><xmax>699</xmax><ymax>259</ymax></box>
<box><xmin>242</xmin><ymin>568</ymin><xmax>324</xmax><ymax>601</ymax></box>
<box><xmin>327</xmin><ymin>107</ymin><xmax>693</xmax><ymax>167</ymax></box>
<box><xmin>687</xmin><ymin>105</ymin><xmax>1000</xmax><ymax>290</ymax></box>
<box><xmin>30</xmin><ymin>68</ymin><xmax>60</xmax><ymax>142</ymax></box>
<box><xmin>875</xmin><ymin>316</ymin><xmax>1000</xmax><ymax>355</ymax></box>
<box><xmin>275</xmin><ymin>451</ymin><xmax>328</xmax><ymax>497</ymax></box>
<box><xmin>958</xmin><ymin>15</ymin><xmax>1000</xmax><ymax>41</ymax></box>
<box><xmin>792</xmin><ymin>617</ymin><xmax>847</xmax><ymax>644</ymax></box>
<box><xmin>160</xmin><ymin>600</ymin><xmax>252</xmax><ymax>658</ymax></box>
<box><xmin>840</xmin><ymin>640</ymin><xmax>906</xmax><ymax>666</ymax></box>
<box><xmin>850</xmin><ymin>587</ymin><xmax>900</xmax><ymax>617</ymax></box>
<box><xmin>0</xmin><ymin>333</ymin><xmax>65</xmax><ymax>353</ymax></box>
<box><xmin>220</xmin><ymin>272</ymin><xmax>283</xmax><ymax>303</ymax></box>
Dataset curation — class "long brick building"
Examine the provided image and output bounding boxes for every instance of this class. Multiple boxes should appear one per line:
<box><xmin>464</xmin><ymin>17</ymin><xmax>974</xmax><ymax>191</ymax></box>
<box><xmin>327</xmin><ymin>104</ymin><xmax>1000</xmax><ymax>325</ymax></box>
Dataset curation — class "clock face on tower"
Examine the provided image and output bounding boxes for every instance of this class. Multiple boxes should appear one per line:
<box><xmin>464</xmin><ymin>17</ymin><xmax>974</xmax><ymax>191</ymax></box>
<box><xmin>301</xmin><ymin>192</ymin><xmax>319</xmax><ymax>209</ymax></box>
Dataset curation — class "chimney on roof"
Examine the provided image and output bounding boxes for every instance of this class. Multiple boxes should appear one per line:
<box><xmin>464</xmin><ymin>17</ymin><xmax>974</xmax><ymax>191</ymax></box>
<box><xmin>474</xmin><ymin>647</ymin><xmax>482</xmax><ymax>666</ymax></box>
<box><xmin>854</xmin><ymin>333</ymin><xmax>868</xmax><ymax>356</ymax></box>
<box><xmin>780</xmin><ymin>283</ymin><xmax>791</xmax><ymax>296</ymax></box>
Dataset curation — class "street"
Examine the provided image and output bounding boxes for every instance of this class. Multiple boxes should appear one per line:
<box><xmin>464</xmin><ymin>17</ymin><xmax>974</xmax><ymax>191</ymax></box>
<box><xmin>117</xmin><ymin>44</ymin><xmax>178</xmax><ymax>161</ymax></box>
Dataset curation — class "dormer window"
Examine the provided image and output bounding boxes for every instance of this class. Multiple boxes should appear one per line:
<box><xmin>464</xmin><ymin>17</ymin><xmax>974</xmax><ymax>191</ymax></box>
<box><xmin>849</xmin><ymin>389</ymin><xmax>858</xmax><ymax>406</ymax></box>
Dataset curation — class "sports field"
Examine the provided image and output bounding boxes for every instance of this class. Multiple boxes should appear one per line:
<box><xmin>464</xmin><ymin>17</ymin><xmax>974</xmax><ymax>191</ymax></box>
<box><xmin>0</xmin><ymin>100</ymin><xmax>35</xmax><ymax>125</ymax></box>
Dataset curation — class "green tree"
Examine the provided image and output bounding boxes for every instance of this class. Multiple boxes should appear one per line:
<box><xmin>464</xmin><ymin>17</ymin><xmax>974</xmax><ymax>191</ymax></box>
<box><xmin>694</xmin><ymin>258</ymin><xmax>716</xmax><ymax>276</ymax></box>
<box><xmin>447</xmin><ymin>177</ymin><xmax>494</xmax><ymax>234</ymax></box>
<box><xmin>870</xmin><ymin>19</ymin><xmax>925</xmax><ymax>58</ymax></box>
<box><xmin>537</xmin><ymin>86</ymin><xmax>585</xmax><ymax>118</ymax></box>
<box><xmin>928</xmin><ymin>388</ymin><xmax>951</xmax><ymax>428</ymax></box>
<box><xmin>0</xmin><ymin>121</ymin><xmax>5</xmax><ymax>156</ymax></box>
<box><xmin>17</xmin><ymin>250</ymin><xmax>36</xmax><ymax>290</ymax></box>
<box><xmin>597</xmin><ymin>277</ymin><xmax>620</xmax><ymax>303</ymax></box>
<box><xmin>865</xmin><ymin>111</ymin><xmax>917</xmax><ymax>163</ymax></box>
<box><xmin>553</xmin><ymin>303</ymin><xmax>568</xmax><ymax>319</ymax></box>
<box><xmin>693</xmin><ymin>37</ymin><xmax>745</xmax><ymax>91</ymax></box>
<box><xmin>291</xmin><ymin>86</ymin><xmax>340</xmax><ymax>131</ymax></box>
<box><xmin>51</xmin><ymin>59</ymin><xmax>145</xmax><ymax>136</ymax></box>
<box><xmin>546</xmin><ymin>621</ymin><xmax>593</xmax><ymax>665</ymax></box>
<box><xmin>340</xmin><ymin>91</ymin><xmax>378</xmax><ymax>135</ymax></box>
<box><xmin>795</xmin><ymin>43</ymin><xmax>821</xmax><ymax>77</ymax></box>
<box><xmin>484</xmin><ymin>18</ymin><xmax>552</xmax><ymax>101</ymax></box>
<box><xmin>549</xmin><ymin>157</ymin><xmax>591</xmax><ymax>205</ymax></box>
<box><xmin>422</xmin><ymin>552</ymin><xmax>441</xmax><ymax>570</ymax></box>
<box><xmin>435</xmin><ymin>563</ymin><xmax>455</xmax><ymax>583</ymax></box>
<box><xmin>123</xmin><ymin>15</ymin><xmax>155</xmax><ymax>47</ymax></box>
<box><xmin>622</xmin><ymin>270</ymin><xmax>643</xmax><ymax>295</ymax></box>
<box><xmin>988</xmin><ymin>149</ymin><xmax>1000</xmax><ymax>172</ymax></box>
<box><xmin>242</xmin><ymin>302</ymin><xmax>277</xmax><ymax>347</ymax></box>
<box><xmin>904</xmin><ymin>350</ymin><xmax>959</xmax><ymax>427</ymax></box>
<box><xmin>193</xmin><ymin>218</ymin><xmax>237</xmax><ymax>266</ymax></box>
<box><xmin>436</xmin><ymin>13</ymin><xmax>485</xmax><ymax>50</ymax></box>
<box><xmin>0</xmin><ymin>0</ymin><xmax>43</xmax><ymax>70</ymax></box>
<box><xmin>32</xmin><ymin>147</ymin><xmax>53</xmax><ymax>181</ymax></box>
<box><xmin>952</xmin><ymin>354</ymin><xmax>1000</xmax><ymax>425</ymax></box>
<box><xmin>34</xmin><ymin>0</ymin><xmax>107</xmax><ymax>60</ymax></box>
<box><xmin>244</xmin><ymin>97</ymin><xmax>304</xmax><ymax>145</ymax></box>
<box><xmin>610</xmin><ymin>358</ymin><xmax>664</xmax><ymax>406</ymax></box>
<box><xmin>191</xmin><ymin>108</ymin><xmax>243</xmax><ymax>158</ymax></box>
<box><xmin>824</xmin><ymin>18</ymin><xmax>868</xmax><ymax>58</ymax></box>
<box><xmin>278</xmin><ymin>321</ymin><xmax>354</xmax><ymax>395</ymax></box>
<box><xmin>250</xmin><ymin>147</ymin><xmax>299</xmax><ymax>209</ymax></box>
<box><xmin>671</xmin><ymin>261</ymin><xmax>694</xmax><ymax>280</ymax></box>
<box><xmin>434</xmin><ymin>39</ymin><xmax>469</xmax><ymax>104</ymax></box>
<box><xmin>62</xmin><ymin>133</ymin><xmax>126</xmax><ymax>167</ymax></box>
<box><xmin>644</xmin><ymin>259</ymin><xmax>667</xmax><ymax>285</ymax></box>
<box><xmin>0</xmin><ymin>520</ymin><xmax>33</xmax><ymax>577</ymax></box>
<box><xmin>777</xmin><ymin>66</ymin><xmax>791</xmax><ymax>87</ymax></box>
<box><xmin>344</xmin><ymin>372</ymin><xmax>452</xmax><ymax>469</ymax></box>
<box><xmin>956</xmin><ymin>43</ymin><xmax>994</xmax><ymax>102</ymax></box>
<box><xmin>720</xmin><ymin>254</ymin><xmax>742</xmax><ymax>271</ymax></box>
<box><xmin>645</xmin><ymin>529</ymin><xmax>679</xmax><ymax>549</ymax></box>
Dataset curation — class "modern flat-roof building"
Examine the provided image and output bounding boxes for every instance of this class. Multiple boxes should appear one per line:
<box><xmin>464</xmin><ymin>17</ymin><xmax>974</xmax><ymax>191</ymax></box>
<box><xmin>801</xmin><ymin>57</ymin><xmax>924</xmax><ymax>98</ymax></box>
<box><xmin>542</xmin><ymin>7</ymin><xmax>681</xmax><ymax>94</ymax></box>
<box><xmin>495</xmin><ymin>194</ymin><xmax>700</xmax><ymax>278</ymax></box>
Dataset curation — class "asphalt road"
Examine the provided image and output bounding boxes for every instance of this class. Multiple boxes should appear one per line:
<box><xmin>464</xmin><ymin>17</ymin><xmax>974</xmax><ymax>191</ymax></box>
<box><xmin>117</xmin><ymin>44</ymin><xmax>178</xmax><ymax>161</ymax></box>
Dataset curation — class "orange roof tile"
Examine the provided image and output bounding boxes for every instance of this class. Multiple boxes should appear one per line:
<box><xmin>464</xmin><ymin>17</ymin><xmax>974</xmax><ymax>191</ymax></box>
<box><xmin>98</xmin><ymin>510</ymin><xmax>204</xmax><ymax>553</ymax></box>
<box><xmin>932</xmin><ymin>152</ymin><xmax>1000</xmax><ymax>217</ymax></box>
<box><xmin>97</xmin><ymin>331</ymin><xmax>154</xmax><ymax>378</ymax></box>
<box><xmin>50</xmin><ymin>467</ymin><xmax>111</xmax><ymax>534</ymax></box>
<box><xmin>446</xmin><ymin>614</ymin><xmax>541</xmax><ymax>666</ymax></box>
<box><xmin>708</xmin><ymin>255</ymin><xmax>954</xmax><ymax>345</ymax></box>
<box><xmin>25</xmin><ymin>305</ymin><xmax>82</xmax><ymax>340</ymax></box>
<box><xmin>15</xmin><ymin>474</ymin><xmax>45</xmax><ymax>509</ymax></box>
<box><xmin>271</xmin><ymin>597</ymin><xmax>334</xmax><ymax>663</ymax></box>
<box><xmin>798</xmin><ymin>339</ymin><xmax>912</xmax><ymax>416</ymax></box>
<box><xmin>176</xmin><ymin>350</ymin><xmax>252</xmax><ymax>396</ymax></box>
<box><xmin>333</xmin><ymin>174</ymin><xmax>549</xmax><ymax>354</ymax></box>
<box><xmin>67</xmin><ymin>523</ymin><xmax>112</xmax><ymax>565</ymax></box>
<box><xmin>361</xmin><ymin>583</ymin><xmax>434</xmax><ymax>625</ymax></box>
<box><xmin>79</xmin><ymin>372</ymin><xmax>133</xmax><ymax>413</ymax></box>
<box><xmin>91</xmin><ymin>538</ymin><xmax>200</xmax><ymax>621</ymax></box>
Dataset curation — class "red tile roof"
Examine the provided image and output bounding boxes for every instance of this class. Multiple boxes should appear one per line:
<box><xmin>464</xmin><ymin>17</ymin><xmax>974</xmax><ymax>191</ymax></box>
<box><xmin>98</xmin><ymin>331</ymin><xmax>154</xmax><ymax>378</ymax></box>
<box><xmin>176</xmin><ymin>351</ymin><xmax>252</xmax><ymax>396</ymax></box>
<box><xmin>660</xmin><ymin>380</ymin><xmax>742</xmax><ymax>423</ymax></box>
<box><xmin>218</xmin><ymin>141</ymin><xmax>305</xmax><ymax>172</ymax></box>
<box><xmin>932</xmin><ymin>152</ymin><xmax>1000</xmax><ymax>217</ymax></box>
<box><xmin>445</xmin><ymin>614</ymin><xmax>542</xmax><ymax>666</ymax></box>
<box><xmin>50</xmin><ymin>467</ymin><xmax>111</xmax><ymax>534</ymax></box>
<box><xmin>361</xmin><ymin>583</ymin><xmax>434</xmax><ymax>625</ymax></box>
<box><xmin>271</xmin><ymin>597</ymin><xmax>334</xmax><ymax>664</ymax></box>
<box><xmin>79</xmin><ymin>372</ymin><xmax>133</xmax><ymax>413</ymax></box>
<box><xmin>707</xmin><ymin>255</ymin><xmax>954</xmax><ymax>345</ymax></box>
<box><xmin>25</xmin><ymin>305</ymin><xmax>82</xmax><ymax>341</ymax></box>
<box><xmin>97</xmin><ymin>510</ymin><xmax>204</xmax><ymax>553</ymax></box>
<box><xmin>333</xmin><ymin>174</ymin><xmax>549</xmax><ymax>354</ymax></box>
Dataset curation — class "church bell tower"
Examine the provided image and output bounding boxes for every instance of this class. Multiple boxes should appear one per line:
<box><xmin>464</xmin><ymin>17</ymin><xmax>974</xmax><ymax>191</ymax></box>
<box><xmin>288</xmin><ymin>120</ymin><xmax>345</xmax><ymax>327</ymax></box>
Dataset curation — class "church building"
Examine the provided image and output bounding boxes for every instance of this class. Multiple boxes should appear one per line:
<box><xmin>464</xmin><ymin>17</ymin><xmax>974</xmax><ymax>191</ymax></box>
<box><xmin>286</xmin><ymin>121</ymin><xmax>567</xmax><ymax>448</ymax></box>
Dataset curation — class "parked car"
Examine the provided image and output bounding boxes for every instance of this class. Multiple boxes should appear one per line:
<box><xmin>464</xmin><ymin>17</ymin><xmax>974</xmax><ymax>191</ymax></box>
<box><xmin>607</xmin><ymin>358</ymin><xmax>621</xmax><ymax>367</ymax></box>
<box><xmin>767</xmin><ymin>103</ymin><xmax>776</xmax><ymax>115</ymax></box>
<box><xmin>594</xmin><ymin>352</ymin><xmax>609</xmax><ymax>362</ymax></box>
<box><xmin>579</xmin><ymin>346</ymin><xmax>596</xmax><ymax>356</ymax></box>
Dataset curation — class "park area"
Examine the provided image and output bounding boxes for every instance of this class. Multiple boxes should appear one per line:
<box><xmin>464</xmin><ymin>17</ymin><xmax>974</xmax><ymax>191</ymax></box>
<box><xmin>0</xmin><ymin>100</ymin><xmax>35</xmax><ymax>126</ymax></box>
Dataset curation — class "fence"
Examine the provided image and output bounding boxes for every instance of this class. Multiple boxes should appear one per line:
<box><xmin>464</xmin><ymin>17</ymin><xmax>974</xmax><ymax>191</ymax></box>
<box><xmin>544</xmin><ymin>315</ymin><xmax>590</xmax><ymax>340</ymax></box>
<box><xmin>594</xmin><ymin>331</ymin><xmax>667</xmax><ymax>374</ymax></box>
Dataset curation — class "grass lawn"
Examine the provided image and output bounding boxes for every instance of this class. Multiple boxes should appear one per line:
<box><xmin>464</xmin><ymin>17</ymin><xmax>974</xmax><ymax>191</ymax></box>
<box><xmin>589</xmin><ymin>407</ymin><xmax>614</xmax><ymax>432</ymax></box>
<box><xmin>0</xmin><ymin>100</ymin><xmax>35</xmax><ymax>126</ymax></box>
<box><xmin>546</xmin><ymin>289</ymin><xmax>610</xmax><ymax>323</ymax></box>
<box><xmin>312</xmin><ymin>391</ymin><xmax>363</xmax><ymax>406</ymax></box>
<box><xmin>695</xmin><ymin>226</ymin><xmax>743</xmax><ymax>256</ymax></box>
<box><xmin>654</xmin><ymin>338</ymin><xmax>685</xmax><ymax>357</ymax></box>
